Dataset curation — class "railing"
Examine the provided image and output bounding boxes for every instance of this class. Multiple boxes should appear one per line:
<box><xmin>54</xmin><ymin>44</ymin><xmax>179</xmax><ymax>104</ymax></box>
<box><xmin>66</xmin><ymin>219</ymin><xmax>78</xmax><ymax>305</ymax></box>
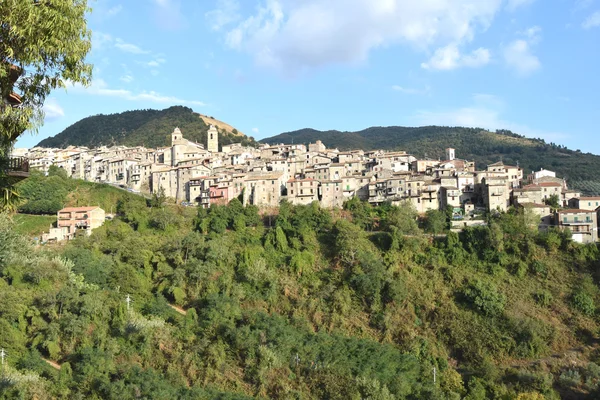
<box><xmin>7</xmin><ymin>157</ymin><xmax>29</xmax><ymax>174</ymax></box>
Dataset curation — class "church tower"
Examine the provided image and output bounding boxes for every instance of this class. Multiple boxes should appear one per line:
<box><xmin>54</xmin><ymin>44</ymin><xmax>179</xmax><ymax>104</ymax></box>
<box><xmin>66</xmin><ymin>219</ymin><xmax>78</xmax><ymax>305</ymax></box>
<box><xmin>171</xmin><ymin>127</ymin><xmax>183</xmax><ymax>146</ymax></box>
<box><xmin>207</xmin><ymin>125</ymin><xmax>218</xmax><ymax>153</ymax></box>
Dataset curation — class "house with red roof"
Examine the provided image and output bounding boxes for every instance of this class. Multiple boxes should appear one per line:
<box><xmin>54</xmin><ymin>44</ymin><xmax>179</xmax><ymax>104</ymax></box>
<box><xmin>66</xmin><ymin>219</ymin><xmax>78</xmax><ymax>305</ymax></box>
<box><xmin>57</xmin><ymin>206</ymin><xmax>106</xmax><ymax>238</ymax></box>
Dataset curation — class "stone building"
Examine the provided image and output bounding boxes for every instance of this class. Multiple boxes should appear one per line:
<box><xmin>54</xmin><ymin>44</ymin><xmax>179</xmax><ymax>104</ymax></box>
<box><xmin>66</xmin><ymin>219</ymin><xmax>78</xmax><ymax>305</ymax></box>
<box><xmin>207</xmin><ymin>125</ymin><xmax>219</xmax><ymax>153</ymax></box>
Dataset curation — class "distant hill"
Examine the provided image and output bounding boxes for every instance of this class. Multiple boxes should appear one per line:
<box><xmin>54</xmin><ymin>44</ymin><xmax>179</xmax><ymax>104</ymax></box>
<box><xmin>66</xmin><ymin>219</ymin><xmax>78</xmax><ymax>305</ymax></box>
<box><xmin>262</xmin><ymin>126</ymin><xmax>600</xmax><ymax>195</ymax></box>
<box><xmin>37</xmin><ymin>106</ymin><xmax>256</xmax><ymax>149</ymax></box>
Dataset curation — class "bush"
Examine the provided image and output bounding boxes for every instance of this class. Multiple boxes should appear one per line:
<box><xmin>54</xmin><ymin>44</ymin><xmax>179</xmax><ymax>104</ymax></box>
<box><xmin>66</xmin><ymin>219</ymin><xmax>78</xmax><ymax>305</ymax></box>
<box><xmin>461</xmin><ymin>280</ymin><xmax>506</xmax><ymax>317</ymax></box>
<box><xmin>533</xmin><ymin>290</ymin><xmax>553</xmax><ymax>308</ymax></box>
<box><xmin>571</xmin><ymin>290</ymin><xmax>595</xmax><ymax>316</ymax></box>
<box><xmin>558</xmin><ymin>369</ymin><xmax>581</xmax><ymax>388</ymax></box>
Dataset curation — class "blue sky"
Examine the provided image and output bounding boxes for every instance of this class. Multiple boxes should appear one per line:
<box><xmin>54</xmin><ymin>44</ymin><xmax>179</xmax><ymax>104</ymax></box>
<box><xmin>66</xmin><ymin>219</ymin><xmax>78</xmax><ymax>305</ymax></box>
<box><xmin>16</xmin><ymin>0</ymin><xmax>600</xmax><ymax>154</ymax></box>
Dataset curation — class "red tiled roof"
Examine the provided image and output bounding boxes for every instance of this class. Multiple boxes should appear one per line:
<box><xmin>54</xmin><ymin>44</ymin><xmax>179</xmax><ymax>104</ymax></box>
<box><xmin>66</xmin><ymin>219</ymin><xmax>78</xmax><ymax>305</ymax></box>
<box><xmin>557</xmin><ymin>209</ymin><xmax>595</xmax><ymax>214</ymax></box>
<box><xmin>59</xmin><ymin>206</ymin><xmax>101</xmax><ymax>212</ymax></box>
<box><xmin>287</xmin><ymin>178</ymin><xmax>314</xmax><ymax>183</ymax></box>
<box><xmin>520</xmin><ymin>203</ymin><xmax>549</xmax><ymax>208</ymax></box>
<box><xmin>534</xmin><ymin>182</ymin><xmax>562</xmax><ymax>187</ymax></box>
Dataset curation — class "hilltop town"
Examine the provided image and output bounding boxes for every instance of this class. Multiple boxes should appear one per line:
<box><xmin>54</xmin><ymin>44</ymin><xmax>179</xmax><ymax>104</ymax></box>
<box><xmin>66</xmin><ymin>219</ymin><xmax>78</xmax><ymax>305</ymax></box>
<box><xmin>18</xmin><ymin>125</ymin><xmax>600</xmax><ymax>243</ymax></box>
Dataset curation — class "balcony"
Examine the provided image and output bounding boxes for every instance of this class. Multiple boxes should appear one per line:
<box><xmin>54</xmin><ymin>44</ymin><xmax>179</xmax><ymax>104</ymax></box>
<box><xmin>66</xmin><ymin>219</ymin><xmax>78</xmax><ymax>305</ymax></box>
<box><xmin>5</xmin><ymin>157</ymin><xmax>30</xmax><ymax>181</ymax></box>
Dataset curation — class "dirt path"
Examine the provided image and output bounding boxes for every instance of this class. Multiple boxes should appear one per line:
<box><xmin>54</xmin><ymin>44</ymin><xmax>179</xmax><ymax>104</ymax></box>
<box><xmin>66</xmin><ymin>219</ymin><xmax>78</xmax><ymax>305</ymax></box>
<box><xmin>505</xmin><ymin>346</ymin><xmax>596</xmax><ymax>369</ymax></box>
<box><xmin>42</xmin><ymin>358</ymin><xmax>61</xmax><ymax>370</ymax></box>
<box><xmin>168</xmin><ymin>303</ymin><xmax>187</xmax><ymax>315</ymax></box>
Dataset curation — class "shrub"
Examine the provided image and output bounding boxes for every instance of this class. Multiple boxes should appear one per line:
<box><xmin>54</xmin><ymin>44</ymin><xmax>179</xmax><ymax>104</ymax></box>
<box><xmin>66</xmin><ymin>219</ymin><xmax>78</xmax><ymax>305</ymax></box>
<box><xmin>533</xmin><ymin>290</ymin><xmax>553</xmax><ymax>308</ymax></box>
<box><xmin>571</xmin><ymin>290</ymin><xmax>596</xmax><ymax>316</ymax></box>
<box><xmin>558</xmin><ymin>369</ymin><xmax>581</xmax><ymax>388</ymax></box>
<box><xmin>529</xmin><ymin>260</ymin><xmax>548</xmax><ymax>277</ymax></box>
<box><xmin>461</xmin><ymin>280</ymin><xmax>506</xmax><ymax>317</ymax></box>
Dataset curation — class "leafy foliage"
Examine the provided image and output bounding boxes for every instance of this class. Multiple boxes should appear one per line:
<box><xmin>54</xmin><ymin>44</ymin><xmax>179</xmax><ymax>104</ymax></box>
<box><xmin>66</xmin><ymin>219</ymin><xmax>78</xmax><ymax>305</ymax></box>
<box><xmin>2</xmin><ymin>195</ymin><xmax>600</xmax><ymax>398</ymax></box>
<box><xmin>36</xmin><ymin>106</ymin><xmax>257</xmax><ymax>149</ymax></box>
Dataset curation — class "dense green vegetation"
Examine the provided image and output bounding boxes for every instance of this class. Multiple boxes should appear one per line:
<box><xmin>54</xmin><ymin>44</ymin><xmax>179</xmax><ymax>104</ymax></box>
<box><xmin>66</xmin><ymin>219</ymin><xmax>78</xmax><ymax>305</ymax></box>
<box><xmin>3</xmin><ymin>195</ymin><xmax>600</xmax><ymax>399</ymax></box>
<box><xmin>15</xmin><ymin>166</ymin><xmax>145</xmax><ymax>215</ymax></box>
<box><xmin>36</xmin><ymin>106</ymin><xmax>257</xmax><ymax>149</ymax></box>
<box><xmin>262</xmin><ymin>127</ymin><xmax>600</xmax><ymax>195</ymax></box>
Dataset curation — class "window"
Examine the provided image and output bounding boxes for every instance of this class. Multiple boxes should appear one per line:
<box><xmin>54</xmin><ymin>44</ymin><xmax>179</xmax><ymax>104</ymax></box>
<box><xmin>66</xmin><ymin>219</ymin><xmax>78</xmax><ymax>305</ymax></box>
<box><xmin>574</xmin><ymin>216</ymin><xmax>579</xmax><ymax>222</ymax></box>
<box><xmin>587</xmin><ymin>216</ymin><xmax>592</xmax><ymax>222</ymax></box>
<box><xmin>563</xmin><ymin>217</ymin><xmax>568</xmax><ymax>223</ymax></box>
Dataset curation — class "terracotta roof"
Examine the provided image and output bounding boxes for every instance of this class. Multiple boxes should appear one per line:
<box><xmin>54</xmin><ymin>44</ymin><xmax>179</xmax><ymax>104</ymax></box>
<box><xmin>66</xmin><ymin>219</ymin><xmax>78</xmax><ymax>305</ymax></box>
<box><xmin>532</xmin><ymin>182</ymin><xmax>562</xmax><ymax>187</ymax></box>
<box><xmin>59</xmin><ymin>206</ymin><xmax>101</xmax><ymax>212</ymax></box>
<box><xmin>557</xmin><ymin>209</ymin><xmax>595</xmax><ymax>214</ymax></box>
<box><xmin>520</xmin><ymin>203</ymin><xmax>549</xmax><ymax>208</ymax></box>
<box><xmin>287</xmin><ymin>178</ymin><xmax>315</xmax><ymax>183</ymax></box>
<box><xmin>523</xmin><ymin>182</ymin><xmax>561</xmax><ymax>189</ymax></box>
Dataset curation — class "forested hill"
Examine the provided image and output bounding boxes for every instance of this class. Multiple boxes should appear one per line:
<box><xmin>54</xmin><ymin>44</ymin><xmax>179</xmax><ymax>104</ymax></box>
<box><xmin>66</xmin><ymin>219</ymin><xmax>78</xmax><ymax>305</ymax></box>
<box><xmin>5</xmin><ymin>197</ymin><xmax>600</xmax><ymax>398</ymax></box>
<box><xmin>36</xmin><ymin>106</ymin><xmax>257</xmax><ymax>149</ymax></box>
<box><xmin>262</xmin><ymin>127</ymin><xmax>600</xmax><ymax>194</ymax></box>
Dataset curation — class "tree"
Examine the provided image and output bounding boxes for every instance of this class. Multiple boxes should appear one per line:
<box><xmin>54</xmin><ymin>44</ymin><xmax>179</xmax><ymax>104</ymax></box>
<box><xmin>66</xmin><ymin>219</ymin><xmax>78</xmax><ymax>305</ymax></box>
<box><xmin>1</xmin><ymin>0</ymin><xmax>92</xmax><ymax>211</ymax></box>
<box><xmin>1</xmin><ymin>0</ymin><xmax>92</xmax><ymax>142</ymax></box>
<box><xmin>383</xmin><ymin>202</ymin><xmax>420</xmax><ymax>235</ymax></box>
<box><xmin>48</xmin><ymin>165</ymin><xmax>69</xmax><ymax>180</ymax></box>
<box><xmin>544</xmin><ymin>194</ymin><xmax>560</xmax><ymax>209</ymax></box>
<box><xmin>422</xmin><ymin>209</ymin><xmax>447</xmax><ymax>234</ymax></box>
<box><xmin>150</xmin><ymin>187</ymin><xmax>167</xmax><ymax>208</ymax></box>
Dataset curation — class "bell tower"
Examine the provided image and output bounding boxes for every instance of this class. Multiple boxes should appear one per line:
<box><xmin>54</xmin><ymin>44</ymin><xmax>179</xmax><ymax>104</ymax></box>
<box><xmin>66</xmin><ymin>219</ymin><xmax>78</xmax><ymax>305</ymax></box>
<box><xmin>207</xmin><ymin>125</ymin><xmax>219</xmax><ymax>153</ymax></box>
<box><xmin>171</xmin><ymin>127</ymin><xmax>182</xmax><ymax>146</ymax></box>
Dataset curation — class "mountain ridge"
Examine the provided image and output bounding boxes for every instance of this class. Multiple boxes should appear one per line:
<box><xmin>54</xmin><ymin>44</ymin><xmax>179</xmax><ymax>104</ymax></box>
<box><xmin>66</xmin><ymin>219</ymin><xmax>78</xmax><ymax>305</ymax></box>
<box><xmin>36</xmin><ymin>106</ymin><xmax>256</xmax><ymax>149</ymax></box>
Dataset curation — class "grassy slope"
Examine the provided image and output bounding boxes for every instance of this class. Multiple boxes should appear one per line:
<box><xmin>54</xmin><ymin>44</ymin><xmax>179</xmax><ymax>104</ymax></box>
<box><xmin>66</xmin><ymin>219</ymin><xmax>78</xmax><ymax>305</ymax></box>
<box><xmin>65</xmin><ymin>180</ymin><xmax>143</xmax><ymax>213</ymax></box>
<box><xmin>12</xmin><ymin>214</ymin><xmax>56</xmax><ymax>236</ymax></box>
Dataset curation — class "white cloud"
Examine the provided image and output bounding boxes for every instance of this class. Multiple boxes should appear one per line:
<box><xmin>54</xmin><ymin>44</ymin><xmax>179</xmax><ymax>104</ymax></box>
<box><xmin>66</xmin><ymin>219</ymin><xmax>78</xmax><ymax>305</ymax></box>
<box><xmin>582</xmin><ymin>11</ymin><xmax>600</xmax><ymax>29</ymax></box>
<box><xmin>391</xmin><ymin>85</ymin><xmax>430</xmax><ymax>95</ymax></box>
<box><xmin>503</xmin><ymin>39</ymin><xmax>540</xmax><ymax>75</ymax></box>
<box><xmin>43</xmin><ymin>98</ymin><xmax>65</xmax><ymax>121</ymax></box>
<box><xmin>223</xmin><ymin>0</ymin><xmax>503</xmax><ymax>71</ymax></box>
<box><xmin>153</xmin><ymin>0</ymin><xmax>186</xmax><ymax>30</ymax></box>
<box><xmin>502</xmin><ymin>26</ymin><xmax>542</xmax><ymax>75</ymax></box>
<box><xmin>115</xmin><ymin>38</ymin><xmax>150</xmax><ymax>54</ymax></box>
<box><xmin>520</xmin><ymin>25</ymin><xmax>542</xmax><ymax>42</ymax></box>
<box><xmin>147</xmin><ymin>58</ymin><xmax>166</xmax><ymax>67</ymax></box>
<box><xmin>412</xmin><ymin>94</ymin><xmax>566</xmax><ymax>142</ymax></box>
<box><xmin>252</xmin><ymin>127</ymin><xmax>259</xmax><ymax>133</ymax></box>
<box><xmin>66</xmin><ymin>79</ymin><xmax>206</xmax><ymax>106</ymax></box>
<box><xmin>506</xmin><ymin>0</ymin><xmax>536</xmax><ymax>11</ymax></box>
<box><xmin>92</xmin><ymin>31</ymin><xmax>113</xmax><ymax>50</ymax></box>
<box><xmin>206</xmin><ymin>0</ymin><xmax>241</xmax><ymax>30</ymax></box>
<box><xmin>421</xmin><ymin>44</ymin><xmax>491</xmax><ymax>70</ymax></box>
<box><xmin>107</xmin><ymin>4</ymin><xmax>123</xmax><ymax>16</ymax></box>
<box><xmin>120</xmin><ymin>75</ymin><xmax>134</xmax><ymax>83</ymax></box>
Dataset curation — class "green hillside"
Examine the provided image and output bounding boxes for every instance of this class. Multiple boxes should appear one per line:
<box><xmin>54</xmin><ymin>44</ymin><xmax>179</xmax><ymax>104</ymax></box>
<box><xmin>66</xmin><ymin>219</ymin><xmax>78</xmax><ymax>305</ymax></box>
<box><xmin>15</xmin><ymin>166</ymin><xmax>146</xmax><ymax>217</ymax></box>
<box><xmin>36</xmin><ymin>106</ymin><xmax>257</xmax><ymax>149</ymax></box>
<box><xmin>3</xmin><ymin>199</ymin><xmax>600</xmax><ymax>398</ymax></box>
<box><xmin>262</xmin><ymin>127</ymin><xmax>600</xmax><ymax>195</ymax></box>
